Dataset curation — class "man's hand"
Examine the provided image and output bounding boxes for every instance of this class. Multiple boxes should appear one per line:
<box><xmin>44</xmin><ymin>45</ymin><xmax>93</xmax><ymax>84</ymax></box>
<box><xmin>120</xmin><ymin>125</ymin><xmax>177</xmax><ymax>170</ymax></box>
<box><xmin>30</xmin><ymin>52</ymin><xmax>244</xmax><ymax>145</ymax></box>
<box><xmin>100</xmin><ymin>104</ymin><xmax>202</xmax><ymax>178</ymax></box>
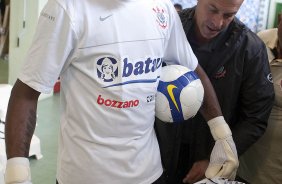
<box><xmin>205</xmin><ymin>116</ymin><xmax>238</xmax><ymax>179</ymax></box>
<box><xmin>183</xmin><ymin>160</ymin><xmax>209</xmax><ymax>184</ymax></box>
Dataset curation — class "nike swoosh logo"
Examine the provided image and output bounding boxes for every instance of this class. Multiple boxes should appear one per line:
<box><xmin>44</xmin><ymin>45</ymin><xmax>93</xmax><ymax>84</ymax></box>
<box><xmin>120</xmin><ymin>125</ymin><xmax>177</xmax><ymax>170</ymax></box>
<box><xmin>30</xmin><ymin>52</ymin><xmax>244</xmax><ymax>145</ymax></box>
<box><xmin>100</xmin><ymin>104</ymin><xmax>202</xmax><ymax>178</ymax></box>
<box><xmin>167</xmin><ymin>84</ymin><xmax>180</xmax><ymax>112</ymax></box>
<box><xmin>99</xmin><ymin>14</ymin><xmax>113</xmax><ymax>21</ymax></box>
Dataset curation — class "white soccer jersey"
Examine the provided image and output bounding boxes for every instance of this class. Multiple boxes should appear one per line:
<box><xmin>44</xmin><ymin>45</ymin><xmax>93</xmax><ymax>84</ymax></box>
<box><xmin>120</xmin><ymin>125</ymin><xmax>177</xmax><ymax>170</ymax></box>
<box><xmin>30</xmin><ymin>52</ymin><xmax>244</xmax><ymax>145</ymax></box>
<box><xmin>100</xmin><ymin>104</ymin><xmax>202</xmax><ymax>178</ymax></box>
<box><xmin>19</xmin><ymin>0</ymin><xmax>198</xmax><ymax>183</ymax></box>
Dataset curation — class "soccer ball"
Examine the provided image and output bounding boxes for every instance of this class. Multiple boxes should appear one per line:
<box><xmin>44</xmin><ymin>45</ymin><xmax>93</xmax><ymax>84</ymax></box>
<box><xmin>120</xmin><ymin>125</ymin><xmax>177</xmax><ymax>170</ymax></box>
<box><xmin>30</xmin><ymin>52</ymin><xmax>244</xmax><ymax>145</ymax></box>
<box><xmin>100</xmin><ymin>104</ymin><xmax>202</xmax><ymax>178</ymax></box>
<box><xmin>155</xmin><ymin>65</ymin><xmax>204</xmax><ymax>123</ymax></box>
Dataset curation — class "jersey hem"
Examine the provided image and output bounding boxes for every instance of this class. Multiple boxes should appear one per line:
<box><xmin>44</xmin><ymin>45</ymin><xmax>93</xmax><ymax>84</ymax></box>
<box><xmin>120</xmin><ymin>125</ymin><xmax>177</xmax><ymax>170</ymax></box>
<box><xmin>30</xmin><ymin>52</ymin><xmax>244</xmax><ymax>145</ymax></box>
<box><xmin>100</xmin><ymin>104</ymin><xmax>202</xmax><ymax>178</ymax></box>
<box><xmin>139</xmin><ymin>168</ymin><xmax>163</xmax><ymax>184</ymax></box>
<box><xmin>56</xmin><ymin>168</ymin><xmax>163</xmax><ymax>184</ymax></box>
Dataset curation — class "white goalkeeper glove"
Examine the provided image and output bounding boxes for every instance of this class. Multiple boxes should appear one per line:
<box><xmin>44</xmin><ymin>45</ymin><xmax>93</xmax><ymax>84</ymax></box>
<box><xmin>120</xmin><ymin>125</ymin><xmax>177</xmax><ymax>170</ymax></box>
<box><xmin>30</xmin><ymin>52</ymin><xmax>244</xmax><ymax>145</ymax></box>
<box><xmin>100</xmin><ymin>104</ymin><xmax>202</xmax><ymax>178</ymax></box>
<box><xmin>5</xmin><ymin>157</ymin><xmax>32</xmax><ymax>184</ymax></box>
<box><xmin>205</xmin><ymin>116</ymin><xmax>239</xmax><ymax>180</ymax></box>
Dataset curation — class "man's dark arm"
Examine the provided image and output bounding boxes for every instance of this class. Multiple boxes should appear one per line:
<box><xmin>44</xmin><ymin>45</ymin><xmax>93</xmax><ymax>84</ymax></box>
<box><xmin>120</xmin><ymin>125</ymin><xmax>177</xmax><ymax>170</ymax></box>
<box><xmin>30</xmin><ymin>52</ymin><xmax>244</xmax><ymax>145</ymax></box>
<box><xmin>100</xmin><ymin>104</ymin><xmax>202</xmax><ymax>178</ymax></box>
<box><xmin>194</xmin><ymin>65</ymin><xmax>223</xmax><ymax>119</ymax></box>
<box><xmin>5</xmin><ymin>79</ymin><xmax>40</xmax><ymax>158</ymax></box>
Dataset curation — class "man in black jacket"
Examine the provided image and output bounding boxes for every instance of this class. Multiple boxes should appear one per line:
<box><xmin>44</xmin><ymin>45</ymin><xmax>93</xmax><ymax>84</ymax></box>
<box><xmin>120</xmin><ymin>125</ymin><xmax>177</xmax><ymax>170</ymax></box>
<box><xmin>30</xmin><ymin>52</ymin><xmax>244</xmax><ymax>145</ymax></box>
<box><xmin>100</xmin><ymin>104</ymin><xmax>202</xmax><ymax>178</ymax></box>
<box><xmin>155</xmin><ymin>0</ymin><xmax>275</xmax><ymax>183</ymax></box>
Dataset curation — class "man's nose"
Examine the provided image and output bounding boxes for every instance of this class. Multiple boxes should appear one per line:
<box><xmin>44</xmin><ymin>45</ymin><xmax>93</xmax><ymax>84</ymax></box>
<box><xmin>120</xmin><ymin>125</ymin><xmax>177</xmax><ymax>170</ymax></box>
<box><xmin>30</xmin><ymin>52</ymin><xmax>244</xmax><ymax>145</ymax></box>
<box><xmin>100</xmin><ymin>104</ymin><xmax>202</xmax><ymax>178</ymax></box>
<box><xmin>211</xmin><ymin>14</ymin><xmax>224</xmax><ymax>30</ymax></box>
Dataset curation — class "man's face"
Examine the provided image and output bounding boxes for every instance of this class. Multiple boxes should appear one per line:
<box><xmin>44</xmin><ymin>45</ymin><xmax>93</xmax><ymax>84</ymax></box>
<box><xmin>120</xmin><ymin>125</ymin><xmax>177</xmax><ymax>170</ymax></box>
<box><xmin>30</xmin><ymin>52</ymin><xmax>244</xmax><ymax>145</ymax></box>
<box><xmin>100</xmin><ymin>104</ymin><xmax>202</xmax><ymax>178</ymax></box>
<box><xmin>195</xmin><ymin>0</ymin><xmax>243</xmax><ymax>42</ymax></box>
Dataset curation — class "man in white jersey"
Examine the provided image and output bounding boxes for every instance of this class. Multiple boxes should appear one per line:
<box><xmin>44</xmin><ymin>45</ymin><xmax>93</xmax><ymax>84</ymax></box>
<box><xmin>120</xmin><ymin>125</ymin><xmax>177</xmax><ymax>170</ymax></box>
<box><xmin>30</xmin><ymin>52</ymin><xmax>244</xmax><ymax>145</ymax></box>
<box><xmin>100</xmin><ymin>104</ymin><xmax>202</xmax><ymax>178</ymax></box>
<box><xmin>4</xmin><ymin>0</ymin><xmax>238</xmax><ymax>184</ymax></box>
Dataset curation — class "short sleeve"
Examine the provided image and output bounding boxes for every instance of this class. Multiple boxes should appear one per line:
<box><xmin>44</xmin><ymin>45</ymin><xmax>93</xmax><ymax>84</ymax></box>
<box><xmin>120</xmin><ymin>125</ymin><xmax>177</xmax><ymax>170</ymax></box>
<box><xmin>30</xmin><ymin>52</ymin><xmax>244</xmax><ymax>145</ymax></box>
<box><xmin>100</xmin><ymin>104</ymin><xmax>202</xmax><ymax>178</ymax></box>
<box><xmin>19</xmin><ymin>0</ymin><xmax>77</xmax><ymax>93</ymax></box>
<box><xmin>163</xmin><ymin>6</ymin><xmax>198</xmax><ymax>71</ymax></box>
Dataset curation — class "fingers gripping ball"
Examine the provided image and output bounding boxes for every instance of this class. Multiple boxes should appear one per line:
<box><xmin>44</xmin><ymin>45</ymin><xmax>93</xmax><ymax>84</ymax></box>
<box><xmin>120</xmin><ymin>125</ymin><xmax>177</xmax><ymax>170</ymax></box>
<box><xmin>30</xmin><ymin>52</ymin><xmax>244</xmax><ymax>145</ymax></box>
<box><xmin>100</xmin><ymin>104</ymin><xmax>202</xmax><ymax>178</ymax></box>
<box><xmin>155</xmin><ymin>65</ymin><xmax>204</xmax><ymax>123</ymax></box>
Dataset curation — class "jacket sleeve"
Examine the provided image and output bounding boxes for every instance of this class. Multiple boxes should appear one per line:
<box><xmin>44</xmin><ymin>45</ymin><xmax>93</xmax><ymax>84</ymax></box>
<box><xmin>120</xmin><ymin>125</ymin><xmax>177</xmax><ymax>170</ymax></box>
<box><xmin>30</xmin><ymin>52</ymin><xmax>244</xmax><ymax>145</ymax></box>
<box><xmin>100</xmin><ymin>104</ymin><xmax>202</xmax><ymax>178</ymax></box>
<box><xmin>232</xmin><ymin>40</ymin><xmax>275</xmax><ymax>156</ymax></box>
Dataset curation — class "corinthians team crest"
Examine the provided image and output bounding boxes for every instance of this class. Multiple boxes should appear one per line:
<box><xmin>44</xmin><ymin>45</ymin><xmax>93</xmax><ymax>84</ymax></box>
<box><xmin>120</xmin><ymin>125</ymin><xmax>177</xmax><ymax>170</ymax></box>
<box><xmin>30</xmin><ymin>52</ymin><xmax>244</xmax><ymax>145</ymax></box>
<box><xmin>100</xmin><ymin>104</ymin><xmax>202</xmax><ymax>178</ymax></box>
<box><xmin>97</xmin><ymin>57</ymin><xmax>118</xmax><ymax>82</ymax></box>
<box><xmin>153</xmin><ymin>6</ymin><xmax>167</xmax><ymax>29</ymax></box>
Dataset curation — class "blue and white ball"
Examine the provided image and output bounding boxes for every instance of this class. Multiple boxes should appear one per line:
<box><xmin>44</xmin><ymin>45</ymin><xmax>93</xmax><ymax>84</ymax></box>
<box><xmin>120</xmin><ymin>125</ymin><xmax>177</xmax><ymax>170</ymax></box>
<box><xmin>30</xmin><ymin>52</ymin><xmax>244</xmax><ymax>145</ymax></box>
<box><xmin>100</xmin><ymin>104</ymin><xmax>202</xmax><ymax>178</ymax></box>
<box><xmin>155</xmin><ymin>65</ymin><xmax>204</xmax><ymax>123</ymax></box>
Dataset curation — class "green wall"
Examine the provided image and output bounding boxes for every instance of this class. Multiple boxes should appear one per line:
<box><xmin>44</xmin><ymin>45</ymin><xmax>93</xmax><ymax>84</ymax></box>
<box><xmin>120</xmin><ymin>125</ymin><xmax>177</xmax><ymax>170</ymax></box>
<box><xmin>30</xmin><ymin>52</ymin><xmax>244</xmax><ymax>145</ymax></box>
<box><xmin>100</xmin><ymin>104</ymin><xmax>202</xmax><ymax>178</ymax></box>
<box><xmin>274</xmin><ymin>2</ymin><xmax>282</xmax><ymax>27</ymax></box>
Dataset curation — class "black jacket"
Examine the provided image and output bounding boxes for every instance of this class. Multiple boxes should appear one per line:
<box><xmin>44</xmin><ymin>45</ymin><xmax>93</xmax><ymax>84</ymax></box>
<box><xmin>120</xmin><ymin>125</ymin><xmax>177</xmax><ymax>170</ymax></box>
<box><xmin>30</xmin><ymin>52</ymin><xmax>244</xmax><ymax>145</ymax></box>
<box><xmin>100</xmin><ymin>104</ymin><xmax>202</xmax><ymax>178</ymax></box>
<box><xmin>155</xmin><ymin>7</ymin><xmax>275</xmax><ymax>182</ymax></box>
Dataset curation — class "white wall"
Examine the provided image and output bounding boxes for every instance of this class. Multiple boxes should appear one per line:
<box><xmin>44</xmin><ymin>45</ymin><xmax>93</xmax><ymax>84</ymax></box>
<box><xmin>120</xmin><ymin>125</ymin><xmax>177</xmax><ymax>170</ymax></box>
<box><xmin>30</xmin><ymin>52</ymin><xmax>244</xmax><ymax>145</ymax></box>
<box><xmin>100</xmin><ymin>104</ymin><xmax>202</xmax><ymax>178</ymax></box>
<box><xmin>9</xmin><ymin>0</ymin><xmax>50</xmax><ymax>100</ymax></box>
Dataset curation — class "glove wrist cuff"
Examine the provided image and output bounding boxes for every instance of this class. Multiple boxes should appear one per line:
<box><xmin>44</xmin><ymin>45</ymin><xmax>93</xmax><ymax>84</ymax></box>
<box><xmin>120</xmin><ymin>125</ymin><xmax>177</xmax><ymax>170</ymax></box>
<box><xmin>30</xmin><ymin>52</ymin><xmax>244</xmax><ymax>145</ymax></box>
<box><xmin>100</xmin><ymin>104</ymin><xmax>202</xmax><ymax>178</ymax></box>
<box><xmin>207</xmin><ymin>116</ymin><xmax>232</xmax><ymax>140</ymax></box>
<box><xmin>5</xmin><ymin>157</ymin><xmax>31</xmax><ymax>184</ymax></box>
